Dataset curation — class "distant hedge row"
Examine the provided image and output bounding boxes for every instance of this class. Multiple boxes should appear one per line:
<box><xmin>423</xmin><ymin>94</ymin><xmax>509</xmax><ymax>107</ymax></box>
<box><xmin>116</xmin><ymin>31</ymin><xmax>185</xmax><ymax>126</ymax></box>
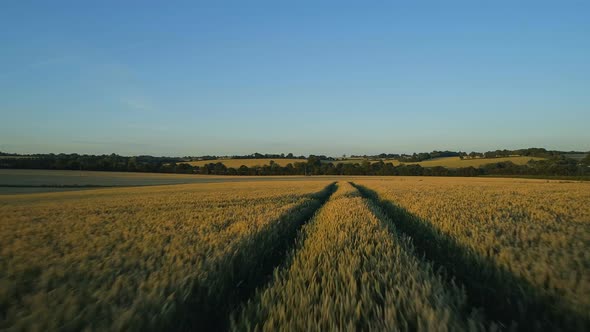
<box><xmin>1</xmin><ymin>152</ymin><xmax>588</xmax><ymax>178</ymax></box>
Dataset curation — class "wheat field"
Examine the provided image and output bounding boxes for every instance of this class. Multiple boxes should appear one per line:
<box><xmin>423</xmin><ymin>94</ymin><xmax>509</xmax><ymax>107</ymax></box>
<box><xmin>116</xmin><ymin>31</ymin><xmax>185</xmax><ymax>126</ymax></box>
<box><xmin>0</xmin><ymin>180</ymin><xmax>333</xmax><ymax>330</ymax></box>
<box><xmin>403</xmin><ymin>156</ymin><xmax>544</xmax><ymax>168</ymax></box>
<box><xmin>232</xmin><ymin>182</ymin><xmax>490</xmax><ymax>331</ymax></box>
<box><xmin>354</xmin><ymin>177</ymin><xmax>590</xmax><ymax>330</ymax></box>
<box><xmin>1</xmin><ymin>177</ymin><xmax>588</xmax><ymax>331</ymax></box>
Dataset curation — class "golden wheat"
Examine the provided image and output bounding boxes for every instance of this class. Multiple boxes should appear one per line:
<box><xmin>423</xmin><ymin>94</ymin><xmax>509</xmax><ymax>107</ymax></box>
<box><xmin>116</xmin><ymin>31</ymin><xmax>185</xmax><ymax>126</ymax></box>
<box><xmin>0</xmin><ymin>180</ymin><xmax>331</xmax><ymax>331</ymax></box>
<box><xmin>232</xmin><ymin>182</ymin><xmax>490</xmax><ymax>331</ymax></box>
<box><xmin>2</xmin><ymin>176</ymin><xmax>587</xmax><ymax>331</ymax></box>
<box><xmin>355</xmin><ymin>177</ymin><xmax>590</xmax><ymax>329</ymax></box>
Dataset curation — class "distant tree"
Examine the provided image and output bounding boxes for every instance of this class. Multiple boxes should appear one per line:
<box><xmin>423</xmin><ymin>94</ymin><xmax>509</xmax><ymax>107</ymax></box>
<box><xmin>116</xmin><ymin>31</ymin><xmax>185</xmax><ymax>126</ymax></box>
<box><xmin>293</xmin><ymin>162</ymin><xmax>307</xmax><ymax>175</ymax></box>
<box><xmin>285</xmin><ymin>163</ymin><xmax>295</xmax><ymax>175</ymax></box>
<box><xmin>176</xmin><ymin>163</ymin><xmax>193</xmax><ymax>174</ymax></box>
<box><xmin>270</xmin><ymin>160</ymin><xmax>281</xmax><ymax>175</ymax></box>
<box><xmin>360</xmin><ymin>160</ymin><xmax>371</xmax><ymax>174</ymax></box>
<box><xmin>307</xmin><ymin>155</ymin><xmax>322</xmax><ymax>167</ymax></box>
<box><xmin>213</xmin><ymin>162</ymin><xmax>227</xmax><ymax>175</ymax></box>
<box><xmin>127</xmin><ymin>157</ymin><xmax>137</xmax><ymax>171</ymax></box>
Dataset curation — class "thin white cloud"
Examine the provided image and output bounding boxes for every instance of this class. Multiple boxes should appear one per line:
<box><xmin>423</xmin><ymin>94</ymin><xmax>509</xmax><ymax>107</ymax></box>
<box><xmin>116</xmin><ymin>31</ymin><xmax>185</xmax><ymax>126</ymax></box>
<box><xmin>121</xmin><ymin>97</ymin><xmax>155</xmax><ymax>112</ymax></box>
<box><xmin>124</xmin><ymin>122</ymin><xmax>169</xmax><ymax>132</ymax></box>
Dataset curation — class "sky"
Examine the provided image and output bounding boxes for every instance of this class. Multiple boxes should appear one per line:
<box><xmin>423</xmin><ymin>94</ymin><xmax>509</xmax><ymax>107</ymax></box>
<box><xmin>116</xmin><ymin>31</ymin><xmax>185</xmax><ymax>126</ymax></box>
<box><xmin>1</xmin><ymin>1</ymin><xmax>589</xmax><ymax>156</ymax></box>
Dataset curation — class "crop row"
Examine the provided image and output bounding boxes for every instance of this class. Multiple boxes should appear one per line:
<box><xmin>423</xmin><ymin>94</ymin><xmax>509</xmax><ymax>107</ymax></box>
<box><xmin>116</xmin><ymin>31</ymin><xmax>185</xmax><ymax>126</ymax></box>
<box><xmin>2</xmin><ymin>177</ymin><xmax>588</xmax><ymax>331</ymax></box>
<box><xmin>232</xmin><ymin>182</ymin><xmax>491</xmax><ymax>331</ymax></box>
<box><xmin>0</xmin><ymin>181</ymin><xmax>334</xmax><ymax>331</ymax></box>
<box><xmin>354</xmin><ymin>177</ymin><xmax>590</xmax><ymax>331</ymax></box>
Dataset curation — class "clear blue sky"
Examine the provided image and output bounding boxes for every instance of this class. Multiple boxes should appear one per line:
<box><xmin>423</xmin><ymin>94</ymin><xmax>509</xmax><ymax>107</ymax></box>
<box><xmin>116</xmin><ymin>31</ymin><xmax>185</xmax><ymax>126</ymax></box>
<box><xmin>1</xmin><ymin>1</ymin><xmax>589</xmax><ymax>156</ymax></box>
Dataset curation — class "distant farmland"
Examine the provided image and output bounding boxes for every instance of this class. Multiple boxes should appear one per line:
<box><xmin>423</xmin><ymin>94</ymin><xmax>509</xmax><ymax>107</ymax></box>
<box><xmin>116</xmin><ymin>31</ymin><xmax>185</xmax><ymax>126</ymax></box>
<box><xmin>184</xmin><ymin>156</ymin><xmax>544</xmax><ymax>169</ymax></box>
<box><xmin>183</xmin><ymin>158</ymin><xmax>305</xmax><ymax>168</ymax></box>
<box><xmin>0</xmin><ymin>169</ymin><xmax>337</xmax><ymax>194</ymax></box>
<box><xmin>334</xmin><ymin>156</ymin><xmax>544</xmax><ymax>168</ymax></box>
<box><xmin>403</xmin><ymin>156</ymin><xmax>545</xmax><ymax>168</ymax></box>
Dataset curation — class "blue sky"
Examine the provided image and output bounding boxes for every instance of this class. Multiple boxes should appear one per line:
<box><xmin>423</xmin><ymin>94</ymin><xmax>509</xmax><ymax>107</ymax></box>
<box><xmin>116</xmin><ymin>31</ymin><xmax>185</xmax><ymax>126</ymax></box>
<box><xmin>1</xmin><ymin>1</ymin><xmax>589</xmax><ymax>156</ymax></box>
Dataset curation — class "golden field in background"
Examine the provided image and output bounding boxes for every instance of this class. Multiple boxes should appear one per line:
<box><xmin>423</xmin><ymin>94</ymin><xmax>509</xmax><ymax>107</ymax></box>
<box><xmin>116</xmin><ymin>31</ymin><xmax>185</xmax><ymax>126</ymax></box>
<box><xmin>183</xmin><ymin>158</ymin><xmax>305</xmax><ymax>168</ymax></box>
<box><xmin>181</xmin><ymin>156</ymin><xmax>545</xmax><ymax>169</ymax></box>
<box><xmin>400</xmin><ymin>155</ymin><xmax>545</xmax><ymax>168</ymax></box>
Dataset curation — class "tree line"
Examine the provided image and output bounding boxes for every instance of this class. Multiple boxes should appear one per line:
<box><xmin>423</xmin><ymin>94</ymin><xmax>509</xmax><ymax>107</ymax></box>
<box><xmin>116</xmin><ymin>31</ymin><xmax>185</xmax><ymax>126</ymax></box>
<box><xmin>195</xmin><ymin>156</ymin><xmax>589</xmax><ymax>177</ymax></box>
<box><xmin>1</xmin><ymin>151</ymin><xmax>588</xmax><ymax>178</ymax></box>
<box><xmin>352</xmin><ymin>148</ymin><xmax>575</xmax><ymax>162</ymax></box>
<box><xmin>0</xmin><ymin>153</ymin><xmax>181</xmax><ymax>173</ymax></box>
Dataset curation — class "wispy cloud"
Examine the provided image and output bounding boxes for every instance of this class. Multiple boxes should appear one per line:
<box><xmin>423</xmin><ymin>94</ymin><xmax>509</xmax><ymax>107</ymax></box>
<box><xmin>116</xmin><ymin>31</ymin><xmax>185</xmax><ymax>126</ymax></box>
<box><xmin>124</xmin><ymin>122</ymin><xmax>169</xmax><ymax>132</ymax></box>
<box><xmin>2</xmin><ymin>40</ymin><xmax>150</xmax><ymax>79</ymax></box>
<box><xmin>121</xmin><ymin>97</ymin><xmax>155</xmax><ymax>112</ymax></box>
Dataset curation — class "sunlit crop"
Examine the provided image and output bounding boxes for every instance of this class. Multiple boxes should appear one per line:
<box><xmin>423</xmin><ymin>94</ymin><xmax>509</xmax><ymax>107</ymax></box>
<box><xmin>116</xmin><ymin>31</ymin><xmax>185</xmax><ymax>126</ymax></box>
<box><xmin>2</xmin><ymin>177</ymin><xmax>588</xmax><ymax>331</ymax></box>
<box><xmin>0</xmin><ymin>181</ymin><xmax>332</xmax><ymax>331</ymax></box>
<box><xmin>232</xmin><ymin>182</ymin><xmax>489</xmax><ymax>331</ymax></box>
<box><xmin>355</xmin><ymin>177</ymin><xmax>590</xmax><ymax>330</ymax></box>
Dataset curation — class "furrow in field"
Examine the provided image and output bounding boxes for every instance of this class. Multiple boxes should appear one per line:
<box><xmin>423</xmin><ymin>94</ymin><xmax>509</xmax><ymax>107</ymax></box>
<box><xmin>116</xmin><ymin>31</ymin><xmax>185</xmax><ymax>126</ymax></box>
<box><xmin>190</xmin><ymin>181</ymin><xmax>337</xmax><ymax>331</ymax></box>
<box><xmin>231</xmin><ymin>182</ymin><xmax>489</xmax><ymax>331</ymax></box>
<box><xmin>352</xmin><ymin>181</ymin><xmax>589</xmax><ymax>331</ymax></box>
<box><xmin>0</xmin><ymin>181</ymin><xmax>334</xmax><ymax>331</ymax></box>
